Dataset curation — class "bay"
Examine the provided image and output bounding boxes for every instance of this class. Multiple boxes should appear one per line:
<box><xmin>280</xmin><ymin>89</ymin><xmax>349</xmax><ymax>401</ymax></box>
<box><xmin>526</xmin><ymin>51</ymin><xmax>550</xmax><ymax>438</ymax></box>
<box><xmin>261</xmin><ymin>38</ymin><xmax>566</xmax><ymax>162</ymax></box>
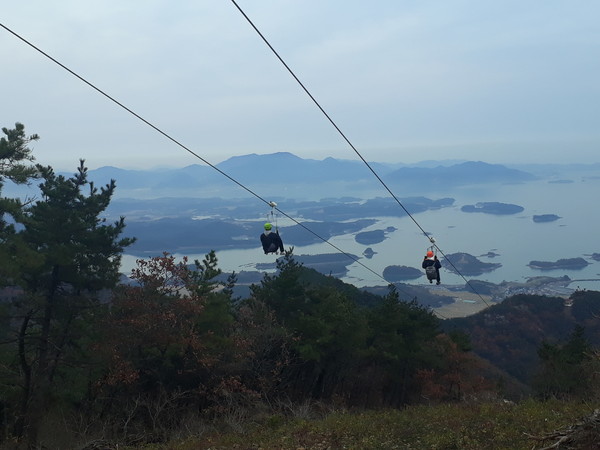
<box><xmin>121</xmin><ymin>174</ymin><xmax>600</xmax><ymax>291</ymax></box>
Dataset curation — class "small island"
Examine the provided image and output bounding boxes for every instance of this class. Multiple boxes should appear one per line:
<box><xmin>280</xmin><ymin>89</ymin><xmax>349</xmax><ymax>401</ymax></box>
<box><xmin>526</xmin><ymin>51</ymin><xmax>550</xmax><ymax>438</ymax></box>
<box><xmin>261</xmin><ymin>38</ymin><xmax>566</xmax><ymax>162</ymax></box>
<box><xmin>591</xmin><ymin>253</ymin><xmax>600</xmax><ymax>261</ymax></box>
<box><xmin>479</xmin><ymin>251</ymin><xmax>500</xmax><ymax>258</ymax></box>
<box><xmin>528</xmin><ymin>257</ymin><xmax>590</xmax><ymax>271</ymax></box>
<box><xmin>355</xmin><ymin>230</ymin><xmax>386</xmax><ymax>245</ymax></box>
<box><xmin>443</xmin><ymin>252</ymin><xmax>502</xmax><ymax>276</ymax></box>
<box><xmin>533</xmin><ymin>214</ymin><xmax>561</xmax><ymax>223</ymax></box>
<box><xmin>382</xmin><ymin>265</ymin><xmax>423</xmax><ymax>282</ymax></box>
<box><xmin>461</xmin><ymin>202</ymin><xmax>524</xmax><ymax>215</ymax></box>
<box><xmin>362</xmin><ymin>247</ymin><xmax>376</xmax><ymax>259</ymax></box>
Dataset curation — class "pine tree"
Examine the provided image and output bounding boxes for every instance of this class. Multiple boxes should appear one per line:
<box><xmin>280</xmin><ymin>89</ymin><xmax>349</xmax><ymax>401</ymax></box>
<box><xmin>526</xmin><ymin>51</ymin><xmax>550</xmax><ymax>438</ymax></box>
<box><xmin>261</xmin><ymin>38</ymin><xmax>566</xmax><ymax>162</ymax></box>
<box><xmin>249</xmin><ymin>254</ymin><xmax>370</xmax><ymax>401</ymax></box>
<box><xmin>0</xmin><ymin>122</ymin><xmax>38</xmax><ymax>186</ymax></box>
<box><xmin>533</xmin><ymin>325</ymin><xmax>593</xmax><ymax>400</ymax></box>
<box><xmin>0</xmin><ymin>123</ymin><xmax>40</xmax><ymax>282</ymax></box>
<box><xmin>6</xmin><ymin>159</ymin><xmax>134</xmax><ymax>445</ymax></box>
<box><xmin>364</xmin><ymin>288</ymin><xmax>440</xmax><ymax>405</ymax></box>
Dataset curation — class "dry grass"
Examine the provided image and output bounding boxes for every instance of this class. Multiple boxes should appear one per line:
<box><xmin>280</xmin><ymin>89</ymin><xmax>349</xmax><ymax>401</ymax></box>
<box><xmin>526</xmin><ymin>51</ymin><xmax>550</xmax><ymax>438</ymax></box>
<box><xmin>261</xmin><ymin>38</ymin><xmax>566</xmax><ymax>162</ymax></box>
<box><xmin>126</xmin><ymin>399</ymin><xmax>598</xmax><ymax>450</ymax></box>
<box><xmin>431</xmin><ymin>287</ymin><xmax>492</xmax><ymax>318</ymax></box>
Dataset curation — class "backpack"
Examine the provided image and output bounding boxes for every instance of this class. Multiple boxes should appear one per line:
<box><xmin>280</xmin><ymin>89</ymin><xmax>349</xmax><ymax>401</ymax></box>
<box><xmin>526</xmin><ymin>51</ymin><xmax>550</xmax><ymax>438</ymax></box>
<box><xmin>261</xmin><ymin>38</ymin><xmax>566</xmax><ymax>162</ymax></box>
<box><xmin>425</xmin><ymin>264</ymin><xmax>437</xmax><ymax>280</ymax></box>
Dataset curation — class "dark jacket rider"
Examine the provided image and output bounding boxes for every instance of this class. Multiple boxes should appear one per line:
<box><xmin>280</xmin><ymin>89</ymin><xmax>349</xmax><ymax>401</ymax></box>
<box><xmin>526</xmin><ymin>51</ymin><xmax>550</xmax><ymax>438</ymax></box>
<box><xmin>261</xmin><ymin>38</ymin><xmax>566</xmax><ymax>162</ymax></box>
<box><xmin>260</xmin><ymin>222</ymin><xmax>284</xmax><ymax>254</ymax></box>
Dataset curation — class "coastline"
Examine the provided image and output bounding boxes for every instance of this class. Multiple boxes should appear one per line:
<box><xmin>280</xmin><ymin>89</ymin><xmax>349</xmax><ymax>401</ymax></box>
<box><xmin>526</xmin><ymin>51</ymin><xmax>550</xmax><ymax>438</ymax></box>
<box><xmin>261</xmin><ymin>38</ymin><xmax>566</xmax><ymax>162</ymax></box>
<box><xmin>428</xmin><ymin>276</ymin><xmax>598</xmax><ymax>318</ymax></box>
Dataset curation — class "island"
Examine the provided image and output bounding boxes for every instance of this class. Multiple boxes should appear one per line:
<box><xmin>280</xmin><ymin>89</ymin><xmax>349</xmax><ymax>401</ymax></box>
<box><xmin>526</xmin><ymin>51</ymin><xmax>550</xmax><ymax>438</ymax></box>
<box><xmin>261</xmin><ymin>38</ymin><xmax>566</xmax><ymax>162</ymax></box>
<box><xmin>355</xmin><ymin>230</ymin><xmax>386</xmax><ymax>245</ymax></box>
<box><xmin>533</xmin><ymin>214</ymin><xmax>561</xmax><ymax>223</ymax></box>
<box><xmin>479</xmin><ymin>251</ymin><xmax>500</xmax><ymax>258</ymax></box>
<box><xmin>443</xmin><ymin>252</ymin><xmax>502</xmax><ymax>276</ymax></box>
<box><xmin>362</xmin><ymin>247</ymin><xmax>376</xmax><ymax>259</ymax></box>
<box><xmin>528</xmin><ymin>257</ymin><xmax>590</xmax><ymax>270</ymax></box>
<box><xmin>592</xmin><ymin>253</ymin><xmax>600</xmax><ymax>262</ymax></box>
<box><xmin>382</xmin><ymin>265</ymin><xmax>423</xmax><ymax>282</ymax></box>
<box><xmin>461</xmin><ymin>202</ymin><xmax>524</xmax><ymax>215</ymax></box>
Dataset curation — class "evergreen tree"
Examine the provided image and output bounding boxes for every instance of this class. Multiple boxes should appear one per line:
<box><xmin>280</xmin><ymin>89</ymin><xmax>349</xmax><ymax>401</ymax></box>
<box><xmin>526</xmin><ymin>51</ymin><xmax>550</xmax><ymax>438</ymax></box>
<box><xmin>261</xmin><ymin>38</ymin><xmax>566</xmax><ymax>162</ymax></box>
<box><xmin>0</xmin><ymin>123</ymin><xmax>40</xmax><ymax>282</ymax></box>
<box><xmin>250</xmin><ymin>254</ymin><xmax>370</xmax><ymax>401</ymax></box>
<box><xmin>533</xmin><ymin>325</ymin><xmax>593</xmax><ymax>400</ymax></box>
<box><xmin>233</xmin><ymin>294</ymin><xmax>292</xmax><ymax>399</ymax></box>
<box><xmin>0</xmin><ymin>122</ymin><xmax>39</xmax><ymax>185</ymax></box>
<box><xmin>364</xmin><ymin>288</ymin><xmax>440</xmax><ymax>406</ymax></box>
<box><xmin>4</xmin><ymin>159</ymin><xmax>134</xmax><ymax>445</ymax></box>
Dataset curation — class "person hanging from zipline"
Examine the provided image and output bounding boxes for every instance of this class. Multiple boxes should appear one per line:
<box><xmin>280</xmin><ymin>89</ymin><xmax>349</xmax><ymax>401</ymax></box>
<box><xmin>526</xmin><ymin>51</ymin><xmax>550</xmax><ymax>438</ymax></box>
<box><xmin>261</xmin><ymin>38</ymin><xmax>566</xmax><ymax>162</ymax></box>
<box><xmin>422</xmin><ymin>250</ymin><xmax>442</xmax><ymax>285</ymax></box>
<box><xmin>260</xmin><ymin>222</ymin><xmax>284</xmax><ymax>255</ymax></box>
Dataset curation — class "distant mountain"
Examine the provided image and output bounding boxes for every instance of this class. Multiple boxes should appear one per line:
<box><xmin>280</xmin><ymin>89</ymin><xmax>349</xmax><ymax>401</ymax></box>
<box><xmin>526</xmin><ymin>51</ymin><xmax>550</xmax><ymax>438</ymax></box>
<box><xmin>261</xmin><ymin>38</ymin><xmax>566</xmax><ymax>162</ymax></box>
<box><xmin>79</xmin><ymin>153</ymin><xmax>537</xmax><ymax>199</ymax></box>
<box><xmin>384</xmin><ymin>161</ymin><xmax>536</xmax><ymax>187</ymax></box>
<box><xmin>215</xmin><ymin>152</ymin><xmax>389</xmax><ymax>184</ymax></box>
<box><xmin>507</xmin><ymin>162</ymin><xmax>600</xmax><ymax>178</ymax></box>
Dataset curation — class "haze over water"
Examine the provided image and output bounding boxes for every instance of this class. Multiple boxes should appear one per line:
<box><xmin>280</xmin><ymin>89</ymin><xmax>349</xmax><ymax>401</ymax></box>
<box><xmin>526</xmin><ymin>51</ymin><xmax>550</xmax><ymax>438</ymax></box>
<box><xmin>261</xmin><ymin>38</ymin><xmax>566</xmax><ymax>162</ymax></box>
<box><xmin>122</xmin><ymin>170</ymin><xmax>600</xmax><ymax>291</ymax></box>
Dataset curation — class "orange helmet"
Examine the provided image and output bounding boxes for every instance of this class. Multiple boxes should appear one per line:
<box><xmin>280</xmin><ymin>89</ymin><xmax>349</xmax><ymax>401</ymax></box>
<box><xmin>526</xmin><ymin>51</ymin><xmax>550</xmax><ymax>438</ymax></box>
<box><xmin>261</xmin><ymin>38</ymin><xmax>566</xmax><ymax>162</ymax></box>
<box><xmin>426</xmin><ymin>251</ymin><xmax>434</xmax><ymax>257</ymax></box>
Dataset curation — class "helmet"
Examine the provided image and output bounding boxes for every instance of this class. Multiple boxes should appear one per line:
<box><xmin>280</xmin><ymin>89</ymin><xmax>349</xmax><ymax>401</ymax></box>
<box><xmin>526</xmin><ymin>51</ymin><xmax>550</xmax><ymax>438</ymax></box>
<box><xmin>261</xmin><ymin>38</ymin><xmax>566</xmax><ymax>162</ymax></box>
<box><xmin>264</xmin><ymin>223</ymin><xmax>272</xmax><ymax>231</ymax></box>
<box><xmin>426</xmin><ymin>250</ymin><xmax>434</xmax><ymax>257</ymax></box>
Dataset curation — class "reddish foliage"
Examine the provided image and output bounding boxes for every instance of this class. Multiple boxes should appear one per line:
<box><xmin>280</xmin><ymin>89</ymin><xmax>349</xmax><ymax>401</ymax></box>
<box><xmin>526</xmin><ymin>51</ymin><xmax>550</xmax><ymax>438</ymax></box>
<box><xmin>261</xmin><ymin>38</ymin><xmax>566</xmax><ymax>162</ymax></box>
<box><xmin>98</xmin><ymin>254</ymin><xmax>211</xmax><ymax>388</ymax></box>
<box><xmin>416</xmin><ymin>334</ymin><xmax>491</xmax><ymax>402</ymax></box>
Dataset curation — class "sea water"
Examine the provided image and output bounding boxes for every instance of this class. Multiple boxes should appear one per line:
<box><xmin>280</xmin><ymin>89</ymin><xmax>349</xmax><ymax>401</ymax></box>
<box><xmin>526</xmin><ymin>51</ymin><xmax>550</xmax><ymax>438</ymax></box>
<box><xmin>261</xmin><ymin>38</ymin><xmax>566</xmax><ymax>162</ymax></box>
<box><xmin>121</xmin><ymin>174</ymin><xmax>600</xmax><ymax>290</ymax></box>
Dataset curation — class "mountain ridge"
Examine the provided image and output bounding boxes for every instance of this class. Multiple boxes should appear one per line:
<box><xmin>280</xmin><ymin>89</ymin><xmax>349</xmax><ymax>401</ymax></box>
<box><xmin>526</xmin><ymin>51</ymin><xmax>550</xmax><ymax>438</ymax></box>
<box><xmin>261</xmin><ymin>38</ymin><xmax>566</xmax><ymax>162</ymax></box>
<box><xmin>76</xmin><ymin>153</ymin><xmax>537</xmax><ymax>199</ymax></box>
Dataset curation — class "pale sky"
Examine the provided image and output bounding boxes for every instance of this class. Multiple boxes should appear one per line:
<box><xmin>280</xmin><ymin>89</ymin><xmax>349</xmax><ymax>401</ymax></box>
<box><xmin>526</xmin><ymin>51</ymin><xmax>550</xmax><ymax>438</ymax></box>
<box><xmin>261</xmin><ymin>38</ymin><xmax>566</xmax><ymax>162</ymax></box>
<box><xmin>2</xmin><ymin>1</ymin><xmax>599</xmax><ymax>171</ymax></box>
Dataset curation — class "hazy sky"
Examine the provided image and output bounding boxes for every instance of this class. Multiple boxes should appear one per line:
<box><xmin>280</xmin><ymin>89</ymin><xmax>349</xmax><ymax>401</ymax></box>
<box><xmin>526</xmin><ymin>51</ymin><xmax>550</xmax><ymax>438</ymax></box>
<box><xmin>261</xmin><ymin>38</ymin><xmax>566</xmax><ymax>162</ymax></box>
<box><xmin>2</xmin><ymin>1</ymin><xmax>599</xmax><ymax>170</ymax></box>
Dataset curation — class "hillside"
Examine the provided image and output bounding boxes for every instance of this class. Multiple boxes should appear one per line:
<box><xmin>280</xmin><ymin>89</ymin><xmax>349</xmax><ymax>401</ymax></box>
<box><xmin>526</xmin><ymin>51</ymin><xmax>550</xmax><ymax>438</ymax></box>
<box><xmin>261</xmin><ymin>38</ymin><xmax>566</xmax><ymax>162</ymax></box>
<box><xmin>220</xmin><ymin>264</ymin><xmax>600</xmax><ymax>398</ymax></box>
<box><xmin>4</xmin><ymin>254</ymin><xmax>599</xmax><ymax>448</ymax></box>
<box><xmin>443</xmin><ymin>290</ymin><xmax>600</xmax><ymax>387</ymax></box>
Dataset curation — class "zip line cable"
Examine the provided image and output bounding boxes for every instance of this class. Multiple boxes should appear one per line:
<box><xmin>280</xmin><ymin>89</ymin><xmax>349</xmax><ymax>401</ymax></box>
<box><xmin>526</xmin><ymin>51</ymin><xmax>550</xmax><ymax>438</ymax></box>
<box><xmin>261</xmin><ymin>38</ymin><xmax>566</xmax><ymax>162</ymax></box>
<box><xmin>229</xmin><ymin>1</ymin><xmax>490</xmax><ymax>308</ymax></box>
<box><xmin>0</xmin><ymin>21</ymin><xmax>443</xmax><ymax>312</ymax></box>
<box><xmin>229</xmin><ymin>0</ymin><xmax>428</xmax><ymax>237</ymax></box>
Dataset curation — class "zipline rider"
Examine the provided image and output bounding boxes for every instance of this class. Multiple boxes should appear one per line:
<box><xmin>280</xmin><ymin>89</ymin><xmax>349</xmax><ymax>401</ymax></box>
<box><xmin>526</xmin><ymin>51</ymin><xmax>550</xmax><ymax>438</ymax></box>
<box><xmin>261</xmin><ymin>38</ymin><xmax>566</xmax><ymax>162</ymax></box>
<box><xmin>260</xmin><ymin>222</ymin><xmax>284</xmax><ymax>255</ymax></box>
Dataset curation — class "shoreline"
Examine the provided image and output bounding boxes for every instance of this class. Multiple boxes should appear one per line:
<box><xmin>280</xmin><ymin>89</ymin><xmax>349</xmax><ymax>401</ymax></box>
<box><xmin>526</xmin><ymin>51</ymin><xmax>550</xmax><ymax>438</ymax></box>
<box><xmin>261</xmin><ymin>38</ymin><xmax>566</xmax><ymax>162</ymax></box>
<box><xmin>428</xmin><ymin>277</ymin><xmax>600</xmax><ymax>318</ymax></box>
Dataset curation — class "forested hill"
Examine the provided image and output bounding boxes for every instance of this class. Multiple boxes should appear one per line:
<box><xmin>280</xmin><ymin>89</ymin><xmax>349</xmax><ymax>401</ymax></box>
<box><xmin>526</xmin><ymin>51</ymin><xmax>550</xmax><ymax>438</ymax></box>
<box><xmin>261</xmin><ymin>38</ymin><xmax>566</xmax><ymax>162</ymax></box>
<box><xmin>222</xmin><ymin>263</ymin><xmax>600</xmax><ymax>399</ymax></box>
<box><xmin>443</xmin><ymin>290</ymin><xmax>600</xmax><ymax>394</ymax></box>
<box><xmin>253</xmin><ymin>266</ymin><xmax>600</xmax><ymax>398</ymax></box>
<box><xmin>225</xmin><ymin>263</ymin><xmax>456</xmax><ymax>308</ymax></box>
